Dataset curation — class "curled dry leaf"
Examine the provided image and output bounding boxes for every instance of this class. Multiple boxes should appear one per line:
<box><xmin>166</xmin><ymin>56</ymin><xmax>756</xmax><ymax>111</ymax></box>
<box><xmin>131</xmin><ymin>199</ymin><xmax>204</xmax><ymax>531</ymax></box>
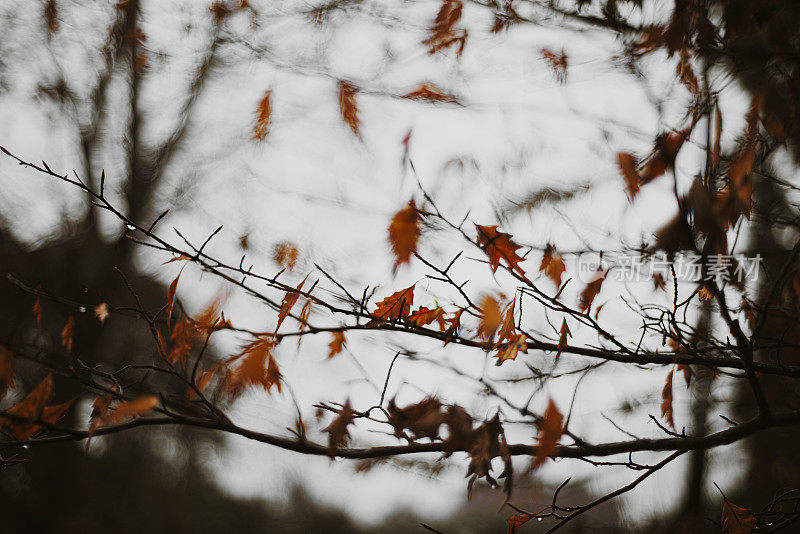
<box><xmin>33</xmin><ymin>297</ymin><xmax>42</xmax><ymax>325</ymax></box>
<box><xmin>540</xmin><ymin>244</ymin><xmax>566</xmax><ymax>287</ymax></box>
<box><xmin>0</xmin><ymin>374</ymin><xmax>53</xmax><ymax>440</ymax></box>
<box><xmin>422</xmin><ymin>0</ymin><xmax>465</xmax><ymax>55</ymax></box>
<box><xmin>44</xmin><ymin>0</ymin><xmax>58</xmax><ymax>34</ymax></box>
<box><xmin>407</xmin><ymin>306</ymin><xmax>446</xmax><ymax>329</ymax></box>
<box><xmin>721</xmin><ymin>497</ymin><xmax>756</xmax><ymax>534</ymax></box>
<box><xmin>556</xmin><ymin>319</ymin><xmax>571</xmax><ymax>361</ymax></box>
<box><xmin>328</xmin><ymin>331</ymin><xmax>346</xmax><ymax>359</ymax></box>
<box><xmin>387</xmin><ymin>397</ymin><xmax>443</xmax><ymax>440</ymax></box>
<box><xmin>94</xmin><ymin>302</ymin><xmax>110</xmax><ymax>324</ymax></box>
<box><xmin>273</xmin><ymin>241</ymin><xmax>299</xmax><ymax>270</ymax></box>
<box><xmin>366</xmin><ymin>284</ymin><xmax>415</xmax><ymax>326</ymax></box>
<box><xmin>323</xmin><ymin>400</ymin><xmax>355</xmax><ymax>451</ymax></box>
<box><xmin>507</xmin><ymin>514</ymin><xmax>534</xmax><ymax>534</ymax></box>
<box><xmin>276</xmin><ymin>275</ymin><xmax>308</xmax><ymax>333</ymax></box>
<box><xmin>699</xmin><ymin>285</ymin><xmax>713</xmax><ymax>302</ymax></box>
<box><xmin>166</xmin><ymin>273</ymin><xmax>180</xmax><ymax>326</ymax></box>
<box><xmin>661</xmin><ymin>370</ymin><xmax>675</xmax><ymax>430</ymax></box>
<box><xmin>0</xmin><ymin>347</ymin><xmax>15</xmax><ymax>399</ymax></box>
<box><xmin>475</xmin><ymin>224</ymin><xmax>526</xmax><ymax>276</ymax></box>
<box><xmin>61</xmin><ymin>315</ymin><xmax>75</xmax><ymax>353</ymax></box>
<box><xmin>493</xmin><ymin>333</ymin><xmax>528</xmax><ymax>365</ymax></box>
<box><xmin>579</xmin><ymin>270</ymin><xmax>606</xmax><ymax>312</ymax></box>
<box><xmin>338</xmin><ymin>80</ymin><xmax>359</xmax><ymax>135</ymax></box>
<box><xmin>402</xmin><ymin>83</ymin><xmax>458</xmax><ymax>104</ymax></box>
<box><xmin>223</xmin><ymin>337</ymin><xmax>282</xmax><ymax>399</ymax></box>
<box><xmin>531</xmin><ymin>399</ymin><xmax>564</xmax><ymax>470</ymax></box>
<box><xmin>617</xmin><ymin>152</ymin><xmax>641</xmax><ymax>199</ymax></box>
<box><xmin>387</xmin><ymin>199</ymin><xmax>422</xmax><ymax>267</ymax></box>
<box><xmin>90</xmin><ymin>395</ymin><xmax>159</xmax><ymax>434</ymax></box>
<box><xmin>541</xmin><ymin>48</ymin><xmax>568</xmax><ymax>83</ymax></box>
<box><xmin>253</xmin><ymin>90</ymin><xmax>272</xmax><ymax>140</ymax></box>
<box><xmin>442</xmin><ymin>308</ymin><xmax>464</xmax><ymax>344</ymax></box>
<box><xmin>477</xmin><ymin>295</ymin><xmax>503</xmax><ymax>343</ymax></box>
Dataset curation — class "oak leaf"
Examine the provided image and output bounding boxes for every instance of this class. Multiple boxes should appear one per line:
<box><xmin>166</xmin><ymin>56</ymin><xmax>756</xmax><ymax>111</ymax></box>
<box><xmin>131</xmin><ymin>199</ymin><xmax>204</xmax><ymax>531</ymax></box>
<box><xmin>493</xmin><ymin>333</ymin><xmax>528</xmax><ymax>365</ymax></box>
<box><xmin>0</xmin><ymin>347</ymin><xmax>14</xmax><ymax>399</ymax></box>
<box><xmin>273</xmin><ymin>241</ymin><xmax>299</xmax><ymax>270</ymax></box>
<box><xmin>276</xmin><ymin>275</ymin><xmax>308</xmax><ymax>333</ymax></box>
<box><xmin>367</xmin><ymin>284</ymin><xmax>415</xmax><ymax>326</ymax></box>
<box><xmin>477</xmin><ymin>295</ymin><xmax>502</xmax><ymax>343</ymax></box>
<box><xmin>387</xmin><ymin>397</ymin><xmax>443</xmax><ymax>440</ymax></box>
<box><xmin>94</xmin><ymin>302</ymin><xmax>110</xmax><ymax>324</ymax></box>
<box><xmin>323</xmin><ymin>400</ymin><xmax>355</xmax><ymax>451</ymax></box>
<box><xmin>253</xmin><ymin>90</ymin><xmax>272</xmax><ymax>140</ymax></box>
<box><xmin>338</xmin><ymin>81</ymin><xmax>359</xmax><ymax>135</ymax></box>
<box><xmin>224</xmin><ymin>337</ymin><xmax>282</xmax><ymax>399</ymax></box>
<box><xmin>531</xmin><ymin>399</ymin><xmax>563</xmax><ymax>470</ymax></box>
<box><xmin>617</xmin><ymin>152</ymin><xmax>641</xmax><ymax>199</ymax></box>
<box><xmin>661</xmin><ymin>370</ymin><xmax>675</xmax><ymax>429</ymax></box>
<box><xmin>407</xmin><ymin>306</ymin><xmax>445</xmax><ymax>329</ymax></box>
<box><xmin>556</xmin><ymin>319</ymin><xmax>571</xmax><ymax>362</ymax></box>
<box><xmin>721</xmin><ymin>497</ymin><xmax>756</xmax><ymax>534</ymax></box>
<box><xmin>540</xmin><ymin>244</ymin><xmax>566</xmax><ymax>287</ymax></box>
<box><xmin>61</xmin><ymin>315</ymin><xmax>75</xmax><ymax>353</ymax></box>
<box><xmin>328</xmin><ymin>331</ymin><xmax>346</xmax><ymax>359</ymax></box>
<box><xmin>507</xmin><ymin>514</ymin><xmax>534</xmax><ymax>534</ymax></box>
<box><xmin>579</xmin><ymin>270</ymin><xmax>606</xmax><ymax>312</ymax></box>
<box><xmin>90</xmin><ymin>395</ymin><xmax>159</xmax><ymax>434</ymax></box>
<box><xmin>166</xmin><ymin>273</ymin><xmax>180</xmax><ymax>327</ymax></box>
<box><xmin>442</xmin><ymin>308</ymin><xmax>464</xmax><ymax>344</ymax></box>
<box><xmin>0</xmin><ymin>375</ymin><xmax>53</xmax><ymax>439</ymax></box>
<box><xmin>475</xmin><ymin>224</ymin><xmax>526</xmax><ymax>276</ymax></box>
<box><xmin>402</xmin><ymin>83</ymin><xmax>457</xmax><ymax>104</ymax></box>
<box><xmin>388</xmin><ymin>199</ymin><xmax>422</xmax><ymax>267</ymax></box>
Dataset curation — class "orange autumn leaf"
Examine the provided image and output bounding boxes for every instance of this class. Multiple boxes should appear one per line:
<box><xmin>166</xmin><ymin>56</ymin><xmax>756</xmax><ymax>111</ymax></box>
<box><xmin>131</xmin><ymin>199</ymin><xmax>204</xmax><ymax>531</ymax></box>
<box><xmin>475</xmin><ymin>224</ymin><xmax>526</xmax><ymax>276</ymax></box>
<box><xmin>676</xmin><ymin>48</ymin><xmax>699</xmax><ymax>95</ymax></box>
<box><xmin>90</xmin><ymin>395</ymin><xmax>159</xmax><ymax>433</ymax></box>
<box><xmin>422</xmin><ymin>0</ymin><xmax>465</xmax><ymax>55</ymax></box>
<box><xmin>94</xmin><ymin>302</ymin><xmax>110</xmax><ymax>324</ymax></box>
<box><xmin>442</xmin><ymin>307</ymin><xmax>464</xmax><ymax>344</ymax></box>
<box><xmin>541</xmin><ymin>48</ymin><xmax>568</xmax><ymax>83</ymax></box>
<box><xmin>253</xmin><ymin>90</ymin><xmax>272</xmax><ymax>141</ymax></box>
<box><xmin>721</xmin><ymin>497</ymin><xmax>756</xmax><ymax>534</ymax></box>
<box><xmin>323</xmin><ymin>400</ymin><xmax>355</xmax><ymax>451</ymax></box>
<box><xmin>166</xmin><ymin>273</ymin><xmax>180</xmax><ymax>327</ymax></box>
<box><xmin>494</xmin><ymin>301</ymin><xmax>516</xmax><ymax>347</ymax></box>
<box><xmin>338</xmin><ymin>80</ymin><xmax>359</xmax><ymax>135</ymax></box>
<box><xmin>677</xmin><ymin>363</ymin><xmax>692</xmax><ymax>387</ymax></box>
<box><xmin>661</xmin><ymin>370</ymin><xmax>675</xmax><ymax>430</ymax></box>
<box><xmin>33</xmin><ymin>297</ymin><xmax>42</xmax><ymax>325</ymax></box>
<box><xmin>224</xmin><ymin>337</ymin><xmax>282</xmax><ymax>398</ymax></box>
<box><xmin>0</xmin><ymin>374</ymin><xmax>53</xmax><ymax>440</ymax></box>
<box><xmin>540</xmin><ymin>244</ymin><xmax>566</xmax><ymax>286</ymax></box>
<box><xmin>532</xmin><ymin>399</ymin><xmax>563</xmax><ymax>470</ymax></box>
<box><xmin>699</xmin><ymin>285</ymin><xmax>713</xmax><ymax>302</ymax></box>
<box><xmin>579</xmin><ymin>270</ymin><xmax>606</xmax><ymax>312</ymax></box>
<box><xmin>640</xmin><ymin>128</ymin><xmax>690</xmax><ymax>182</ymax></box>
<box><xmin>477</xmin><ymin>295</ymin><xmax>503</xmax><ymax>342</ymax></box>
<box><xmin>388</xmin><ymin>199</ymin><xmax>422</xmax><ymax>267</ymax></box>
<box><xmin>168</xmin><ymin>315</ymin><xmax>193</xmax><ymax>366</ymax></box>
<box><xmin>493</xmin><ymin>332</ymin><xmax>528</xmax><ymax>365</ymax></box>
<box><xmin>507</xmin><ymin>514</ymin><xmax>534</xmax><ymax>534</ymax></box>
<box><xmin>328</xmin><ymin>331</ymin><xmax>346</xmax><ymax>359</ymax></box>
<box><xmin>273</xmin><ymin>241</ymin><xmax>299</xmax><ymax>270</ymax></box>
<box><xmin>44</xmin><ymin>0</ymin><xmax>58</xmax><ymax>34</ymax></box>
<box><xmin>41</xmin><ymin>398</ymin><xmax>74</xmax><ymax>427</ymax></box>
<box><xmin>276</xmin><ymin>276</ymin><xmax>308</xmax><ymax>333</ymax></box>
<box><xmin>0</xmin><ymin>347</ymin><xmax>14</xmax><ymax>399</ymax></box>
<box><xmin>712</xmin><ymin>104</ymin><xmax>723</xmax><ymax>168</ymax></box>
<box><xmin>556</xmin><ymin>319</ymin><xmax>571</xmax><ymax>362</ymax></box>
<box><xmin>617</xmin><ymin>152</ymin><xmax>641</xmax><ymax>199</ymax></box>
<box><xmin>407</xmin><ymin>306</ymin><xmax>446</xmax><ymax>329</ymax></box>
<box><xmin>367</xmin><ymin>284</ymin><xmax>415</xmax><ymax>326</ymax></box>
<box><xmin>61</xmin><ymin>315</ymin><xmax>75</xmax><ymax>353</ymax></box>
<box><xmin>402</xmin><ymin>83</ymin><xmax>458</xmax><ymax>104</ymax></box>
